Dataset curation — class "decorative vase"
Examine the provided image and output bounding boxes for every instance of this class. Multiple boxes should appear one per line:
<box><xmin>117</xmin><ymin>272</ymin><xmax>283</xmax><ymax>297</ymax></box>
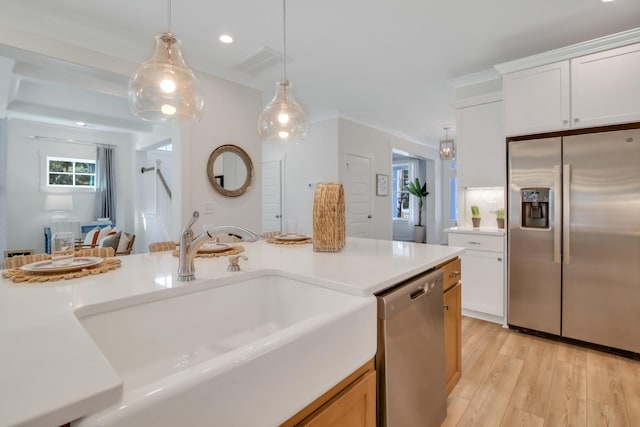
<box><xmin>496</xmin><ymin>218</ymin><xmax>505</xmax><ymax>229</ymax></box>
<box><xmin>414</xmin><ymin>225</ymin><xmax>426</xmax><ymax>243</ymax></box>
<box><xmin>312</xmin><ymin>183</ymin><xmax>345</xmax><ymax>252</ymax></box>
<box><xmin>472</xmin><ymin>217</ymin><xmax>481</xmax><ymax>228</ymax></box>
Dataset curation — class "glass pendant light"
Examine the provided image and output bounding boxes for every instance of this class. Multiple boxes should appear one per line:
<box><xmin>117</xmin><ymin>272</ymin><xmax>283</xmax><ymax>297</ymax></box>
<box><xmin>439</xmin><ymin>127</ymin><xmax>455</xmax><ymax>160</ymax></box>
<box><xmin>128</xmin><ymin>0</ymin><xmax>204</xmax><ymax>122</ymax></box>
<box><xmin>258</xmin><ymin>0</ymin><xmax>308</xmax><ymax>142</ymax></box>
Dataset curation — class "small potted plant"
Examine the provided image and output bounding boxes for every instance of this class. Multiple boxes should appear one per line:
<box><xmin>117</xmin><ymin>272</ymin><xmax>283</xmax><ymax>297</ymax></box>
<box><xmin>471</xmin><ymin>205</ymin><xmax>481</xmax><ymax>228</ymax></box>
<box><xmin>496</xmin><ymin>208</ymin><xmax>505</xmax><ymax>229</ymax></box>
<box><xmin>407</xmin><ymin>178</ymin><xmax>429</xmax><ymax>243</ymax></box>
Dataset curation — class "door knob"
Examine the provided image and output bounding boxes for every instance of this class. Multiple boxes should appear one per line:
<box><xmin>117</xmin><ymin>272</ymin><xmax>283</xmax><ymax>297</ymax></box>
<box><xmin>368</xmin><ymin>215</ymin><xmax>372</xmax><ymax>219</ymax></box>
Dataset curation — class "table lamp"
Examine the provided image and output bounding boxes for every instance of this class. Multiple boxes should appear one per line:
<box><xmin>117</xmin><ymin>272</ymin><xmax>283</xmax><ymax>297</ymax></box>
<box><xmin>45</xmin><ymin>195</ymin><xmax>74</xmax><ymax>221</ymax></box>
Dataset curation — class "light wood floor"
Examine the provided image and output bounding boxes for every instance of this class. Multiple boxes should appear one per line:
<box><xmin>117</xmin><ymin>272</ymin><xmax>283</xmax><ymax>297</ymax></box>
<box><xmin>442</xmin><ymin>317</ymin><xmax>640</xmax><ymax>427</ymax></box>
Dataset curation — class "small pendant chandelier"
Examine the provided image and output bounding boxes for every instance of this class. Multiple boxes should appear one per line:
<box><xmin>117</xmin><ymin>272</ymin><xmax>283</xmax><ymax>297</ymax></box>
<box><xmin>258</xmin><ymin>0</ymin><xmax>308</xmax><ymax>142</ymax></box>
<box><xmin>439</xmin><ymin>127</ymin><xmax>455</xmax><ymax>160</ymax></box>
<box><xmin>128</xmin><ymin>0</ymin><xmax>204</xmax><ymax>122</ymax></box>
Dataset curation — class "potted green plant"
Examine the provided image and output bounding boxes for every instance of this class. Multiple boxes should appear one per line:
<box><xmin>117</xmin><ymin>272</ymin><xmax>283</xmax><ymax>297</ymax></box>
<box><xmin>471</xmin><ymin>205</ymin><xmax>481</xmax><ymax>228</ymax></box>
<box><xmin>496</xmin><ymin>208</ymin><xmax>505</xmax><ymax>229</ymax></box>
<box><xmin>407</xmin><ymin>178</ymin><xmax>429</xmax><ymax>243</ymax></box>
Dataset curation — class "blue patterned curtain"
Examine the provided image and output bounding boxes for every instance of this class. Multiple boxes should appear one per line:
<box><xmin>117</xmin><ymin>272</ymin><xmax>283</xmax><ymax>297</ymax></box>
<box><xmin>95</xmin><ymin>147</ymin><xmax>116</xmax><ymax>224</ymax></box>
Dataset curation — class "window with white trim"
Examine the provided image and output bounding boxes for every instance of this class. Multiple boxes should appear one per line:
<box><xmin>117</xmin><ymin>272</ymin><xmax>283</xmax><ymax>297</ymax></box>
<box><xmin>47</xmin><ymin>156</ymin><xmax>96</xmax><ymax>189</ymax></box>
<box><xmin>392</xmin><ymin>163</ymin><xmax>410</xmax><ymax>220</ymax></box>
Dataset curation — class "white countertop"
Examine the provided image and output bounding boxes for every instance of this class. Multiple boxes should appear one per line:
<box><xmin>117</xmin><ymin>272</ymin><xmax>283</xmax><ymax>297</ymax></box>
<box><xmin>0</xmin><ymin>237</ymin><xmax>463</xmax><ymax>427</ymax></box>
<box><xmin>445</xmin><ymin>226</ymin><xmax>506</xmax><ymax>236</ymax></box>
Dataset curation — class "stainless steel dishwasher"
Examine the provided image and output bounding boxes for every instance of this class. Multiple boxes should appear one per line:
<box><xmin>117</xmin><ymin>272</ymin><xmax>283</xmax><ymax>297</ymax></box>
<box><xmin>376</xmin><ymin>268</ymin><xmax>447</xmax><ymax>427</ymax></box>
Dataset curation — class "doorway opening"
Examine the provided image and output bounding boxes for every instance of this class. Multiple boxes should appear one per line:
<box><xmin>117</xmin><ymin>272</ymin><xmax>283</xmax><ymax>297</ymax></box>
<box><xmin>391</xmin><ymin>150</ymin><xmax>428</xmax><ymax>242</ymax></box>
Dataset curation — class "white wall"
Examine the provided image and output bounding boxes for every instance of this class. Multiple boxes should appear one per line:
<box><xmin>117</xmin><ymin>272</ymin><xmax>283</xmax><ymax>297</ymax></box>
<box><xmin>0</xmin><ymin>119</ymin><xmax>7</xmax><ymax>256</ymax></box>
<box><xmin>0</xmin><ymin>26</ymin><xmax>446</xmax><ymax>247</ymax></box>
<box><xmin>263</xmin><ymin>117</ymin><xmax>442</xmax><ymax>242</ymax></box>
<box><xmin>338</xmin><ymin>118</ymin><xmax>442</xmax><ymax>242</ymax></box>
<box><xmin>173</xmin><ymin>72</ymin><xmax>263</xmax><ymax>237</ymax></box>
<box><xmin>0</xmin><ymin>27</ymin><xmax>264</xmax><ymax>245</ymax></box>
<box><xmin>263</xmin><ymin>118</ymin><xmax>340</xmax><ymax>235</ymax></box>
<box><xmin>6</xmin><ymin>119</ymin><xmax>135</xmax><ymax>253</ymax></box>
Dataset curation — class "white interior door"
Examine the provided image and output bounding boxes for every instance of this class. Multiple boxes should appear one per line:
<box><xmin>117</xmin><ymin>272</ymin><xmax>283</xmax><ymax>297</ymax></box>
<box><xmin>344</xmin><ymin>154</ymin><xmax>372</xmax><ymax>238</ymax></box>
<box><xmin>262</xmin><ymin>160</ymin><xmax>282</xmax><ymax>233</ymax></box>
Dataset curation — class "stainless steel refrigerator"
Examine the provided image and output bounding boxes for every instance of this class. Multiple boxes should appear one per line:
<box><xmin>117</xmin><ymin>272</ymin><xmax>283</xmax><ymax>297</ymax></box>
<box><xmin>508</xmin><ymin>128</ymin><xmax>640</xmax><ymax>353</ymax></box>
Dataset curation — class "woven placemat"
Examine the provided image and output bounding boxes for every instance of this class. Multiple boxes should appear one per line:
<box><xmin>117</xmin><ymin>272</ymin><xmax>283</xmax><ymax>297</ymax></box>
<box><xmin>2</xmin><ymin>258</ymin><xmax>122</xmax><ymax>284</ymax></box>
<box><xmin>172</xmin><ymin>245</ymin><xmax>245</xmax><ymax>258</ymax></box>
<box><xmin>266</xmin><ymin>238</ymin><xmax>312</xmax><ymax>246</ymax></box>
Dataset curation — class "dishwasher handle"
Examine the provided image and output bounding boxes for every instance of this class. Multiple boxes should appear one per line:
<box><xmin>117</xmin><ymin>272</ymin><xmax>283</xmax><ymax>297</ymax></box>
<box><xmin>410</xmin><ymin>287</ymin><xmax>426</xmax><ymax>300</ymax></box>
<box><xmin>377</xmin><ymin>269</ymin><xmax>444</xmax><ymax>320</ymax></box>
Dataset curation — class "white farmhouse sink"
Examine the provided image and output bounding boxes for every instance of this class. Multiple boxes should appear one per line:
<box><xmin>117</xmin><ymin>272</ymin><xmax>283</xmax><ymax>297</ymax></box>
<box><xmin>73</xmin><ymin>270</ymin><xmax>376</xmax><ymax>427</ymax></box>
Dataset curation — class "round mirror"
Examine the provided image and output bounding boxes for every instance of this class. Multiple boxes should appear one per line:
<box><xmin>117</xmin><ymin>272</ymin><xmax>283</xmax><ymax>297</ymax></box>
<box><xmin>207</xmin><ymin>144</ymin><xmax>254</xmax><ymax>197</ymax></box>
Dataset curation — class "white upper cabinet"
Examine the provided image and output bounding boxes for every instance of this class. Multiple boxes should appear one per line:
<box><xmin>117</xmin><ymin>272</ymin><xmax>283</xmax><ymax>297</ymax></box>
<box><xmin>571</xmin><ymin>43</ymin><xmax>640</xmax><ymax>128</ymax></box>
<box><xmin>502</xmin><ymin>42</ymin><xmax>640</xmax><ymax>137</ymax></box>
<box><xmin>456</xmin><ymin>98</ymin><xmax>505</xmax><ymax>188</ymax></box>
<box><xmin>503</xmin><ymin>61</ymin><xmax>570</xmax><ymax>136</ymax></box>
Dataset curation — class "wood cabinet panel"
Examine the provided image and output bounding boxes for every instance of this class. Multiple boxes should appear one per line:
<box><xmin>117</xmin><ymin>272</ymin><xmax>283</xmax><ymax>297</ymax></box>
<box><xmin>281</xmin><ymin>360</ymin><xmax>375</xmax><ymax>427</ymax></box>
<box><xmin>441</xmin><ymin>257</ymin><xmax>461</xmax><ymax>292</ymax></box>
<box><xmin>444</xmin><ymin>282</ymin><xmax>462</xmax><ymax>394</ymax></box>
<box><xmin>300</xmin><ymin>370</ymin><xmax>376</xmax><ymax>427</ymax></box>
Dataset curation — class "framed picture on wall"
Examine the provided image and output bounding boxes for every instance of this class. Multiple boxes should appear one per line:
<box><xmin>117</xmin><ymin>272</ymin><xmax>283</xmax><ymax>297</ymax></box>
<box><xmin>376</xmin><ymin>174</ymin><xmax>389</xmax><ymax>196</ymax></box>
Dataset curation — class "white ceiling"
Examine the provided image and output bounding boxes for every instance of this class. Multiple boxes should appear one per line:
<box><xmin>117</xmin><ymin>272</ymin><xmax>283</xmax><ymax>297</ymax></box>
<box><xmin>1</xmin><ymin>0</ymin><xmax>639</xmax><ymax>145</ymax></box>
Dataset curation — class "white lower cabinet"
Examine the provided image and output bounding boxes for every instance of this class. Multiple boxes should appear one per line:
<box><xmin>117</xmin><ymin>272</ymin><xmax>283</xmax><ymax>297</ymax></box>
<box><xmin>447</xmin><ymin>231</ymin><xmax>506</xmax><ymax>324</ymax></box>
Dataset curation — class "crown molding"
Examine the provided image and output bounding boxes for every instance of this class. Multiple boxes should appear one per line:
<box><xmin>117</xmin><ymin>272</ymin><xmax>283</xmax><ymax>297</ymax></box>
<box><xmin>495</xmin><ymin>27</ymin><xmax>640</xmax><ymax>75</ymax></box>
<box><xmin>338</xmin><ymin>115</ymin><xmax>437</xmax><ymax>149</ymax></box>
<box><xmin>453</xmin><ymin>91</ymin><xmax>502</xmax><ymax>109</ymax></box>
<box><xmin>448</xmin><ymin>69</ymin><xmax>501</xmax><ymax>88</ymax></box>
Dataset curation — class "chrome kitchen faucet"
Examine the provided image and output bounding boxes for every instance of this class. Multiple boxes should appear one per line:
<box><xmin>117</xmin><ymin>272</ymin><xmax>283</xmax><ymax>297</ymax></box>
<box><xmin>177</xmin><ymin>211</ymin><xmax>259</xmax><ymax>282</ymax></box>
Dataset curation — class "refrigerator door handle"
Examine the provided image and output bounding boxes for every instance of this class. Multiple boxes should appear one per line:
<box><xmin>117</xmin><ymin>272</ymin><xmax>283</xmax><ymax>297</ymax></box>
<box><xmin>553</xmin><ymin>165</ymin><xmax>562</xmax><ymax>264</ymax></box>
<box><xmin>563</xmin><ymin>164</ymin><xmax>571</xmax><ymax>264</ymax></box>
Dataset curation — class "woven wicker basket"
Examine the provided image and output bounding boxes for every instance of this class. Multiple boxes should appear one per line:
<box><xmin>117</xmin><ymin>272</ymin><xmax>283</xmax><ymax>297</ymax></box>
<box><xmin>312</xmin><ymin>183</ymin><xmax>345</xmax><ymax>252</ymax></box>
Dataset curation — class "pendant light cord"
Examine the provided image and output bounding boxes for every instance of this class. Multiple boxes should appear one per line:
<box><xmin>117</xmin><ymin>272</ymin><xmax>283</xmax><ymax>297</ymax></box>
<box><xmin>167</xmin><ymin>0</ymin><xmax>172</xmax><ymax>33</ymax></box>
<box><xmin>282</xmin><ymin>0</ymin><xmax>287</xmax><ymax>81</ymax></box>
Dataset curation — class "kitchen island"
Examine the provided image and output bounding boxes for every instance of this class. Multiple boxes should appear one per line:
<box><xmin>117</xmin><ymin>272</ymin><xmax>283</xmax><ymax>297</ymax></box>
<box><xmin>0</xmin><ymin>237</ymin><xmax>464</xmax><ymax>427</ymax></box>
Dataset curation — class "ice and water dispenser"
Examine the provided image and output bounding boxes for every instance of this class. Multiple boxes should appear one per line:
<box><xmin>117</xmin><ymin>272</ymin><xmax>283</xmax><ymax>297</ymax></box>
<box><xmin>521</xmin><ymin>188</ymin><xmax>549</xmax><ymax>229</ymax></box>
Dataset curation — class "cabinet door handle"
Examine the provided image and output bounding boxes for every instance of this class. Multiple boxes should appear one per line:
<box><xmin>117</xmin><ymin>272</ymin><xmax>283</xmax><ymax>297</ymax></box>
<box><xmin>468</xmin><ymin>241</ymin><xmax>481</xmax><ymax>245</ymax></box>
<box><xmin>443</xmin><ymin>304</ymin><xmax>450</xmax><ymax>310</ymax></box>
<box><xmin>497</xmin><ymin>257</ymin><xmax>503</xmax><ymax>261</ymax></box>
<box><xmin>449</xmin><ymin>271</ymin><xmax>461</xmax><ymax>278</ymax></box>
<box><xmin>574</xmin><ymin>117</ymin><xmax>580</xmax><ymax>123</ymax></box>
<box><xmin>563</xmin><ymin>119</ymin><xmax>568</xmax><ymax>125</ymax></box>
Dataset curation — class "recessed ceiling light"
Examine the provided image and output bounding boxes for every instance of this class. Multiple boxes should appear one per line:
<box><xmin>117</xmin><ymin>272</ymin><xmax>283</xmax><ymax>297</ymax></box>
<box><xmin>218</xmin><ymin>34</ymin><xmax>234</xmax><ymax>44</ymax></box>
<box><xmin>76</xmin><ymin>121</ymin><xmax>86</xmax><ymax>127</ymax></box>
<box><xmin>601</xmin><ymin>0</ymin><xmax>615</xmax><ymax>2</ymax></box>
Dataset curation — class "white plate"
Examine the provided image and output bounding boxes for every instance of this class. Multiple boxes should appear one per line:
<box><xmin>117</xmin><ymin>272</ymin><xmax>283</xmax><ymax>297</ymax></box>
<box><xmin>198</xmin><ymin>243</ymin><xmax>231</xmax><ymax>253</ymax></box>
<box><xmin>21</xmin><ymin>257</ymin><xmax>104</xmax><ymax>273</ymax></box>
<box><xmin>275</xmin><ymin>234</ymin><xmax>310</xmax><ymax>242</ymax></box>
